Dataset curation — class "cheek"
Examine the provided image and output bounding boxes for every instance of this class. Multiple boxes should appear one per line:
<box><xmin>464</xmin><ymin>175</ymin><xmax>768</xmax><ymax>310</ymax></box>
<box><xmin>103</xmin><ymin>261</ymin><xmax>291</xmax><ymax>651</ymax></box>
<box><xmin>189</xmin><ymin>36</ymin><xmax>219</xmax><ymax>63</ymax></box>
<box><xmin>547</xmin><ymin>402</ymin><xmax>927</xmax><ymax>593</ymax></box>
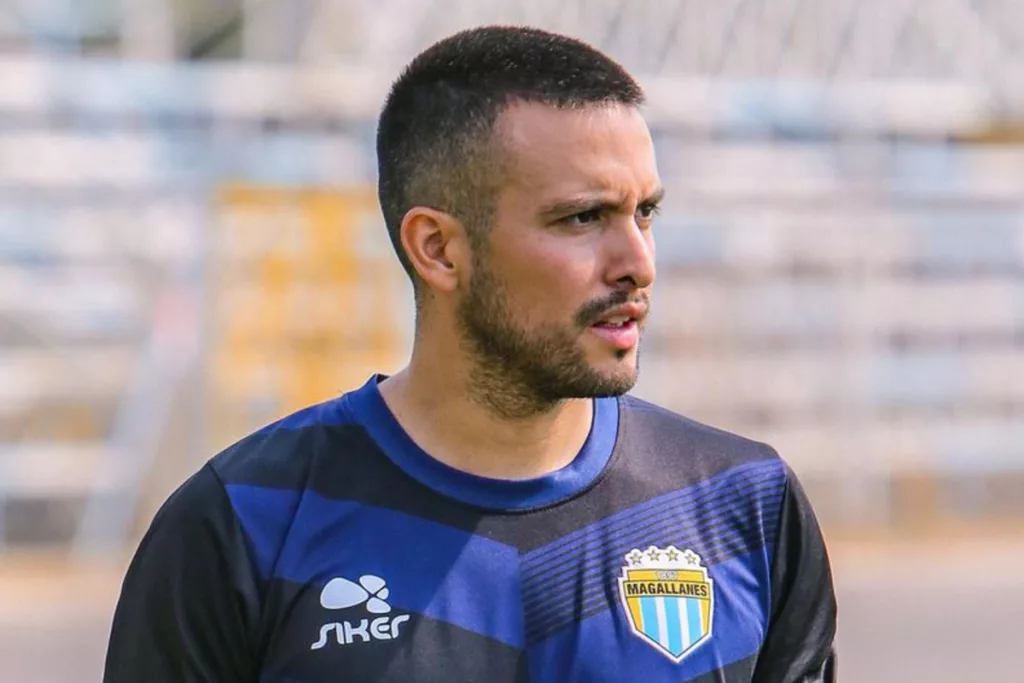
<box><xmin>495</xmin><ymin>246</ymin><xmax>593</xmax><ymax>326</ymax></box>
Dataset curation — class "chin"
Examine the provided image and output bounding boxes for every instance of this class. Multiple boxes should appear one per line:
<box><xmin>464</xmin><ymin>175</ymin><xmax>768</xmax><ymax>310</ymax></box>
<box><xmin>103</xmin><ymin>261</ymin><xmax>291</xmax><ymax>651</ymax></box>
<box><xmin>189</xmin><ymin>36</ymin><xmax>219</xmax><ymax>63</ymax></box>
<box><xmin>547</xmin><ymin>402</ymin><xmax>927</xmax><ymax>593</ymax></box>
<box><xmin>584</xmin><ymin>362</ymin><xmax>639</xmax><ymax>397</ymax></box>
<box><xmin>591</xmin><ymin>344</ymin><xmax>639</xmax><ymax>371</ymax></box>
<box><xmin>535</xmin><ymin>341</ymin><xmax>642</xmax><ymax>400</ymax></box>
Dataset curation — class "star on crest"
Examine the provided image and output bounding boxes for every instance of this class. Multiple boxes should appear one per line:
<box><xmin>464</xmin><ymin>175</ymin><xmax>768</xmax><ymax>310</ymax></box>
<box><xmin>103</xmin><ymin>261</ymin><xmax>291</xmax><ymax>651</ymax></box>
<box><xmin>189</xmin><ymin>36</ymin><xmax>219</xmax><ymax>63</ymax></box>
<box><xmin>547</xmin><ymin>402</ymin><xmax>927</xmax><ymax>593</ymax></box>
<box><xmin>645</xmin><ymin>547</ymin><xmax>663</xmax><ymax>562</ymax></box>
<box><xmin>681</xmin><ymin>549</ymin><xmax>702</xmax><ymax>566</ymax></box>
<box><xmin>626</xmin><ymin>549</ymin><xmax>644</xmax><ymax>566</ymax></box>
<box><xmin>665</xmin><ymin>547</ymin><xmax>681</xmax><ymax>561</ymax></box>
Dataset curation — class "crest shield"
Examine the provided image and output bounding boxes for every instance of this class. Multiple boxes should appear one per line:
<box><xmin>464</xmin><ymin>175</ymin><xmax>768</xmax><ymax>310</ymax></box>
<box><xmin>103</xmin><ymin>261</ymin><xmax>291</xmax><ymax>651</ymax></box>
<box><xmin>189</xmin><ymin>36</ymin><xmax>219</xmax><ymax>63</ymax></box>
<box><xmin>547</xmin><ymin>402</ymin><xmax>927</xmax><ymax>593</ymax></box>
<box><xmin>617</xmin><ymin>546</ymin><xmax>714</xmax><ymax>662</ymax></box>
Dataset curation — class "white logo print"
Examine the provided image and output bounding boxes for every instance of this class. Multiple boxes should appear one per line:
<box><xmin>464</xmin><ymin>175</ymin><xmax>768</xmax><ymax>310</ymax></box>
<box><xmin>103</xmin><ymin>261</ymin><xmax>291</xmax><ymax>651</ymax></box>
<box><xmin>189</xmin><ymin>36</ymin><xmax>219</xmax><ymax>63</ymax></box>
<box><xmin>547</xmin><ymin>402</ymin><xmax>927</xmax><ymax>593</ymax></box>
<box><xmin>310</xmin><ymin>574</ymin><xmax>410</xmax><ymax>650</ymax></box>
<box><xmin>320</xmin><ymin>575</ymin><xmax>393</xmax><ymax>613</ymax></box>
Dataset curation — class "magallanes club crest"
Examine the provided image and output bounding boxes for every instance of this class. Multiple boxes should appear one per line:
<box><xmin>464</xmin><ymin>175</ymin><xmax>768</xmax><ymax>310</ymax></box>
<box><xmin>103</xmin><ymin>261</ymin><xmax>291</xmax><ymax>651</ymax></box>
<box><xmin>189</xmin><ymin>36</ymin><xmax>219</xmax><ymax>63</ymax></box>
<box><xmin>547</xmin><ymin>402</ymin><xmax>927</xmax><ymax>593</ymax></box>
<box><xmin>618</xmin><ymin>545</ymin><xmax>714</xmax><ymax>663</ymax></box>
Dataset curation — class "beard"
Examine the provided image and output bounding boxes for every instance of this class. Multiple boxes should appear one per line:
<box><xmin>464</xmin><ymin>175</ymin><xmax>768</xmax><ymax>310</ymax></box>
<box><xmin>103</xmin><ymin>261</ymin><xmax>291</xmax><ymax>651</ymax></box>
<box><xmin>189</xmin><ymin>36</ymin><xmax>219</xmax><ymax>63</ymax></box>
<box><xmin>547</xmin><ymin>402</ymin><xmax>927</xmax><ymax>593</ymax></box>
<box><xmin>456</xmin><ymin>253</ymin><xmax>643</xmax><ymax>419</ymax></box>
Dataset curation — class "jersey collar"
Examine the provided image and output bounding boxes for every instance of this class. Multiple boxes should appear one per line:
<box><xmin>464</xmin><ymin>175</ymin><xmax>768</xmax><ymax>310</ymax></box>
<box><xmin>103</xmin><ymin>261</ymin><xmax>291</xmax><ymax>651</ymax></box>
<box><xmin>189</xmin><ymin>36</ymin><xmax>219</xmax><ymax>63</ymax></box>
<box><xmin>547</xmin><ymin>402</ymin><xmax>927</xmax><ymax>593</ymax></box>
<box><xmin>345</xmin><ymin>375</ymin><xmax>619</xmax><ymax>511</ymax></box>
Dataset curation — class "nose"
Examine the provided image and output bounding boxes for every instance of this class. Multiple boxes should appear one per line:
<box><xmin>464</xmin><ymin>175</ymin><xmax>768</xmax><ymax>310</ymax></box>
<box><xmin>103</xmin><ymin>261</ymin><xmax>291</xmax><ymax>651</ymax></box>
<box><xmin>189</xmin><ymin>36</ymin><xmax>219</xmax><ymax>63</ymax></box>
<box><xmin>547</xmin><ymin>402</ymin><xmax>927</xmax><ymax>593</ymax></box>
<box><xmin>605</xmin><ymin>218</ymin><xmax>656</xmax><ymax>290</ymax></box>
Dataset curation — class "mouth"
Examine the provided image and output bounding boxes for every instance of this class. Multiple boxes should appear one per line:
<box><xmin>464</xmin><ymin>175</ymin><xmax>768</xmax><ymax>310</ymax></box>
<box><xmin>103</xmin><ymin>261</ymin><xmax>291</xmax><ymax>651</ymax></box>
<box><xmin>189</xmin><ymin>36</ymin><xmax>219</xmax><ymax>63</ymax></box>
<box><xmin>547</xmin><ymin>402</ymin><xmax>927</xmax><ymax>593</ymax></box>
<box><xmin>589</xmin><ymin>314</ymin><xmax>642</xmax><ymax>350</ymax></box>
<box><xmin>592</xmin><ymin>315</ymin><xmax>636</xmax><ymax>329</ymax></box>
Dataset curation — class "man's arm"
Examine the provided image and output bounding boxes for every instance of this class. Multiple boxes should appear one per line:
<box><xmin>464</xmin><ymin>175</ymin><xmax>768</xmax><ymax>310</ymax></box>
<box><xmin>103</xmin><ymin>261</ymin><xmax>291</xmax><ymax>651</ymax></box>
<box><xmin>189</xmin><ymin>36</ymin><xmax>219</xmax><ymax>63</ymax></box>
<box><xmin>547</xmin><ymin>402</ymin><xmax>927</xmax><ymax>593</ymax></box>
<box><xmin>752</xmin><ymin>464</ymin><xmax>838</xmax><ymax>683</ymax></box>
<box><xmin>104</xmin><ymin>464</ymin><xmax>262</xmax><ymax>683</ymax></box>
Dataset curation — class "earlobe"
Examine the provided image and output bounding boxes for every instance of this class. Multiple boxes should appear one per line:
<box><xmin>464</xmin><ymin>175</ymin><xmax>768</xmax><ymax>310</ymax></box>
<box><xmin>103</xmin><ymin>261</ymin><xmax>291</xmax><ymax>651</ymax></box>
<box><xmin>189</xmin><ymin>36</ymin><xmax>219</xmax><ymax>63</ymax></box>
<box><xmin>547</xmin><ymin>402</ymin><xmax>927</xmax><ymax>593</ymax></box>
<box><xmin>399</xmin><ymin>207</ymin><xmax>466</xmax><ymax>294</ymax></box>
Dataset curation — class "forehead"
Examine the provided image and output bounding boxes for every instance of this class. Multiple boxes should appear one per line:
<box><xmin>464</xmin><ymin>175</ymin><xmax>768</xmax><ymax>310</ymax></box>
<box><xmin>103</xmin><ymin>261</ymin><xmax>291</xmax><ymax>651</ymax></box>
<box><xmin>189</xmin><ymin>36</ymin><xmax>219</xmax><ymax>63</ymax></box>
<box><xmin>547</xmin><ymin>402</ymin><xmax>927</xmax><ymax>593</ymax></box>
<box><xmin>494</xmin><ymin>101</ymin><xmax>659</xmax><ymax>198</ymax></box>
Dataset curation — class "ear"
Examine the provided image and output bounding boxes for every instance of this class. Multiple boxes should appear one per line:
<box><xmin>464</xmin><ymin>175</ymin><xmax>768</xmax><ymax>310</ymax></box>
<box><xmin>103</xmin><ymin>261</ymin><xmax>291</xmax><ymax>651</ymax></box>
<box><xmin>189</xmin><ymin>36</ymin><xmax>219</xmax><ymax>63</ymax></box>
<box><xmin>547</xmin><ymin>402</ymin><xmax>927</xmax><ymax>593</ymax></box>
<box><xmin>399</xmin><ymin>206</ymin><xmax>470</xmax><ymax>295</ymax></box>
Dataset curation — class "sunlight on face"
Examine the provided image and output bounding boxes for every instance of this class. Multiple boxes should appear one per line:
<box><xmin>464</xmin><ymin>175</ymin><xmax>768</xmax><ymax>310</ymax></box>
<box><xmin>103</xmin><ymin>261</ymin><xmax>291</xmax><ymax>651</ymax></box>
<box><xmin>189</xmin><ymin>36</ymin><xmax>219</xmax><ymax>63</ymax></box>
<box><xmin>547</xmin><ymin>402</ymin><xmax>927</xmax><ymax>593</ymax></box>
<box><xmin>457</xmin><ymin>102</ymin><xmax>661</xmax><ymax>410</ymax></box>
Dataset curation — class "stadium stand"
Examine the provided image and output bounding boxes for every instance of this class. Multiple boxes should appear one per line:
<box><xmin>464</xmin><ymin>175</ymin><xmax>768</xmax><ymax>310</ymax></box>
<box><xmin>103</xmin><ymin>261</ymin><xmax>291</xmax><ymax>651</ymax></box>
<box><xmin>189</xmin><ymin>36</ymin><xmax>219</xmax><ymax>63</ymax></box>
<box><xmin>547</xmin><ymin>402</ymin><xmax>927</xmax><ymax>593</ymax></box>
<box><xmin>0</xmin><ymin>1</ymin><xmax>1022</xmax><ymax>554</ymax></box>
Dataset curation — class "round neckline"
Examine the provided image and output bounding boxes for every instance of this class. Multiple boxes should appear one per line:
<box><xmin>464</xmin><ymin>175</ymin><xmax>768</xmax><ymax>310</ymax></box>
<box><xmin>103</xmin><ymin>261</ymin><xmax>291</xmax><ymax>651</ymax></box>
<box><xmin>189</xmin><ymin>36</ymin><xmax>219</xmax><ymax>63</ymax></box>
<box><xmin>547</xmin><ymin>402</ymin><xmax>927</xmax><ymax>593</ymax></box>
<box><xmin>345</xmin><ymin>375</ymin><xmax>619</xmax><ymax>511</ymax></box>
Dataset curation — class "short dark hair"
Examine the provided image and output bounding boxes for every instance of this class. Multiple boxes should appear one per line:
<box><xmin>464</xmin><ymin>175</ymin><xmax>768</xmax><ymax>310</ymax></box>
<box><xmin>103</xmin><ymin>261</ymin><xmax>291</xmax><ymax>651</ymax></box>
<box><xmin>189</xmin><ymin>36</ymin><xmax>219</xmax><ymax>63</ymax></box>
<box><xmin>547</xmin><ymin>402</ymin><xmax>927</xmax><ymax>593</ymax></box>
<box><xmin>376</xmin><ymin>25</ymin><xmax>645</xmax><ymax>283</ymax></box>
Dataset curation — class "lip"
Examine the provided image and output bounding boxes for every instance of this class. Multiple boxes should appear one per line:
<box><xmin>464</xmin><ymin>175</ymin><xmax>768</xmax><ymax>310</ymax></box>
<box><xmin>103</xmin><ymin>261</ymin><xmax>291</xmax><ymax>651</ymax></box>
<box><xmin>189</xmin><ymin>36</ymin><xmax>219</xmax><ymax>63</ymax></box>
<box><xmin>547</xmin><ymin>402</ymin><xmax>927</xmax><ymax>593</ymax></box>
<box><xmin>589</xmin><ymin>318</ymin><xmax>640</xmax><ymax>350</ymax></box>
<box><xmin>588</xmin><ymin>302</ymin><xmax>647</xmax><ymax>351</ymax></box>
<box><xmin>591</xmin><ymin>302</ymin><xmax>648</xmax><ymax>326</ymax></box>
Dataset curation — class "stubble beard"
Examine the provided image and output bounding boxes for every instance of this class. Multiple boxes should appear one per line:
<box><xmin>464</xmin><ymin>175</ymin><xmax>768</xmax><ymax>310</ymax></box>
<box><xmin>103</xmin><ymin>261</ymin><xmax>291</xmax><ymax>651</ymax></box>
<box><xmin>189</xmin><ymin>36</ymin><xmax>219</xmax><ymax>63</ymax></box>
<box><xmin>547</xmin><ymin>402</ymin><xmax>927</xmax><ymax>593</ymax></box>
<box><xmin>456</xmin><ymin>254</ymin><xmax>640</xmax><ymax>420</ymax></box>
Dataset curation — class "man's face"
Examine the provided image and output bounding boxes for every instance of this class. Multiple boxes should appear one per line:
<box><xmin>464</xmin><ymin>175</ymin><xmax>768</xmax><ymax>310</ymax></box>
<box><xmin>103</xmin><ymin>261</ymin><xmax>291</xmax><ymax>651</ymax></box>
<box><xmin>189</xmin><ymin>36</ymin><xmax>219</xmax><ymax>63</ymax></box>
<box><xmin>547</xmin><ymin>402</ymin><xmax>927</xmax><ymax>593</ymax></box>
<box><xmin>457</xmin><ymin>102</ymin><xmax>661</xmax><ymax>409</ymax></box>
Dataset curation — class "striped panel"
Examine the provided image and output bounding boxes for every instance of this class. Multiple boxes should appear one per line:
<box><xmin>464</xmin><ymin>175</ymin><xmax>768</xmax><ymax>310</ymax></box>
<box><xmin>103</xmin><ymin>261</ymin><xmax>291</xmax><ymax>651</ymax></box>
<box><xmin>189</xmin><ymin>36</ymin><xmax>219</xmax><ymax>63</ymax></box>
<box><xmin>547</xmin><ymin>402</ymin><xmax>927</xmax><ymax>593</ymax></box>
<box><xmin>521</xmin><ymin>460</ymin><xmax>785</xmax><ymax>643</ymax></box>
<box><xmin>526</xmin><ymin>551</ymin><xmax>770</xmax><ymax>683</ymax></box>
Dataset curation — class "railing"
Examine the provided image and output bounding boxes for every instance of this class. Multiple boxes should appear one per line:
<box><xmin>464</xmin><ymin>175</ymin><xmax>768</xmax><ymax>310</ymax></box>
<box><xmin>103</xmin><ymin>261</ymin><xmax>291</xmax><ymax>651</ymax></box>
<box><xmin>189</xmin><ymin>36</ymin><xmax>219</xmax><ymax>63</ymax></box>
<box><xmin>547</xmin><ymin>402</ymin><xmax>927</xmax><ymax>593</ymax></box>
<box><xmin>0</xmin><ymin>60</ymin><xmax>1020</xmax><ymax>555</ymax></box>
<box><xmin>1</xmin><ymin>0</ymin><xmax>1023</xmax><ymax>91</ymax></box>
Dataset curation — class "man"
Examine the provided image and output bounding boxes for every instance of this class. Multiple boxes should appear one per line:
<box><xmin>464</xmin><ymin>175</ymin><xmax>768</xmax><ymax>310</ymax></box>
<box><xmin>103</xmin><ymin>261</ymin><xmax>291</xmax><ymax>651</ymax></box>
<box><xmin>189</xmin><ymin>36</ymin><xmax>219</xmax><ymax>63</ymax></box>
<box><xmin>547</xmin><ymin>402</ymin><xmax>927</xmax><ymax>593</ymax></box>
<box><xmin>104</xmin><ymin>26</ymin><xmax>836</xmax><ymax>683</ymax></box>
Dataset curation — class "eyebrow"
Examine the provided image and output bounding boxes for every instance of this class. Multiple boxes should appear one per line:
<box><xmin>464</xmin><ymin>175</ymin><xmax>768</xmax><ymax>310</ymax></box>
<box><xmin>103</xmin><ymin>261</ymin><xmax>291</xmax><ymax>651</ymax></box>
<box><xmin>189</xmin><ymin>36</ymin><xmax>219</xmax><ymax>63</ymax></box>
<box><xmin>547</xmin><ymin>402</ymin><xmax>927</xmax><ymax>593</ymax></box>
<box><xmin>538</xmin><ymin>186</ymin><xmax>666</xmax><ymax>221</ymax></box>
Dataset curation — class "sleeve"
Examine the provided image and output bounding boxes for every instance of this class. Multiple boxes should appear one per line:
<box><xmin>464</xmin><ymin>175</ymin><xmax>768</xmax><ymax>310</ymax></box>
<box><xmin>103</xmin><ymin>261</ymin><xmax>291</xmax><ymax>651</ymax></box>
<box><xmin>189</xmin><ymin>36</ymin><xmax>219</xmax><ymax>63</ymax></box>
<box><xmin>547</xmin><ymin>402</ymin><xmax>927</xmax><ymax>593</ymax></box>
<box><xmin>103</xmin><ymin>463</ymin><xmax>263</xmax><ymax>683</ymax></box>
<box><xmin>752</xmin><ymin>464</ymin><xmax>838</xmax><ymax>683</ymax></box>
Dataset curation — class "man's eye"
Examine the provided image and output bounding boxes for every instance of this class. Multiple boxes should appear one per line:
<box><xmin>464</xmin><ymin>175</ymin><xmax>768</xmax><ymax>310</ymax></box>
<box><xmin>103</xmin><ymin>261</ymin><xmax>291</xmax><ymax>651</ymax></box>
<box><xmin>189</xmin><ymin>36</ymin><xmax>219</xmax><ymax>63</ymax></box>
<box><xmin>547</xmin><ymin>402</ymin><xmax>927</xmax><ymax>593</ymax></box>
<box><xmin>566</xmin><ymin>208</ymin><xmax>603</xmax><ymax>226</ymax></box>
<box><xmin>637</xmin><ymin>203</ymin><xmax>660</xmax><ymax>220</ymax></box>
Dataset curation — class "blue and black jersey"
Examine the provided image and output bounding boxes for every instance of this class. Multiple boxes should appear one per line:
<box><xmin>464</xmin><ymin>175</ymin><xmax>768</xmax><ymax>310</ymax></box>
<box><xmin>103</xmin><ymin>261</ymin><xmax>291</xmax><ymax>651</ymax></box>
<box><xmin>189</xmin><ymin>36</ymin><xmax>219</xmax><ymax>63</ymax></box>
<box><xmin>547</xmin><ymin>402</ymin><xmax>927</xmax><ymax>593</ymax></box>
<box><xmin>104</xmin><ymin>375</ymin><xmax>837</xmax><ymax>682</ymax></box>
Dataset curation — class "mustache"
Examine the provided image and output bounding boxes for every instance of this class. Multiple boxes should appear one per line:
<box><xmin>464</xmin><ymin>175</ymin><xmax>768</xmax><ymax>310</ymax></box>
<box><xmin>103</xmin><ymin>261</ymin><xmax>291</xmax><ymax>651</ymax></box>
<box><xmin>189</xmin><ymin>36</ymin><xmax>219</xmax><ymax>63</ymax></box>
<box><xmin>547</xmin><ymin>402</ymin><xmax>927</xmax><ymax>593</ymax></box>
<box><xmin>575</xmin><ymin>291</ymin><xmax>650</xmax><ymax>328</ymax></box>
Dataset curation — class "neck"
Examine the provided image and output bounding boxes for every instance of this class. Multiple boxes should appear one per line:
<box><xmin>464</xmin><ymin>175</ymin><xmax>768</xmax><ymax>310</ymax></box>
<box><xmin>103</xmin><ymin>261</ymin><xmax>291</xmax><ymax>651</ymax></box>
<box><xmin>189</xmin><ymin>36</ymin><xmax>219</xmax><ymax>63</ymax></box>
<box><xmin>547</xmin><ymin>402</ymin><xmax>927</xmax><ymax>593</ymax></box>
<box><xmin>378</xmin><ymin>335</ymin><xmax>594</xmax><ymax>481</ymax></box>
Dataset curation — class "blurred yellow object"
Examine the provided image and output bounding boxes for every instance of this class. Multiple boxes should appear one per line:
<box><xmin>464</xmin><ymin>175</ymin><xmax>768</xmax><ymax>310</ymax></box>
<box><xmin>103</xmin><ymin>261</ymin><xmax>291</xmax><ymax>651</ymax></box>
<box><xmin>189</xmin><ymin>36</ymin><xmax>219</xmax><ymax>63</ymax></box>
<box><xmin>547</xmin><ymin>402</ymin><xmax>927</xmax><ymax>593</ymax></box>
<box><xmin>210</xmin><ymin>185</ymin><xmax>409</xmax><ymax>448</ymax></box>
<box><xmin>954</xmin><ymin>120</ymin><xmax>1024</xmax><ymax>144</ymax></box>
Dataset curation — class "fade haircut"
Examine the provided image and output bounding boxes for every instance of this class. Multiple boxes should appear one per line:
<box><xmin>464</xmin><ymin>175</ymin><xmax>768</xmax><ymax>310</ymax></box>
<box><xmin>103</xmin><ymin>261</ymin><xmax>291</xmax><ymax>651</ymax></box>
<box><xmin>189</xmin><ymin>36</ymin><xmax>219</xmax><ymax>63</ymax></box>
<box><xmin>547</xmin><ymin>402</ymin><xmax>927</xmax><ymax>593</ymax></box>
<box><xmin>376</xmin><ymin>25</ymin><xmax>645</xmax><ymax>284</ymax></box>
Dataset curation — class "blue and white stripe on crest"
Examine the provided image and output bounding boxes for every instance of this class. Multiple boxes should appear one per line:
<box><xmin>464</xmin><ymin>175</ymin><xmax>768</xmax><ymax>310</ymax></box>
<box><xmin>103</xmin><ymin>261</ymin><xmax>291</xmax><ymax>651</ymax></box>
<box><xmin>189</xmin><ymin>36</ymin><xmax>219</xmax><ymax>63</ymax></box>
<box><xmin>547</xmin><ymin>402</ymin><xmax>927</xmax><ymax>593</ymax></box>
<box><xmin>638</xmin><ymin>596</ymin><xmax>704</xmax><ymax>655</ymax></box>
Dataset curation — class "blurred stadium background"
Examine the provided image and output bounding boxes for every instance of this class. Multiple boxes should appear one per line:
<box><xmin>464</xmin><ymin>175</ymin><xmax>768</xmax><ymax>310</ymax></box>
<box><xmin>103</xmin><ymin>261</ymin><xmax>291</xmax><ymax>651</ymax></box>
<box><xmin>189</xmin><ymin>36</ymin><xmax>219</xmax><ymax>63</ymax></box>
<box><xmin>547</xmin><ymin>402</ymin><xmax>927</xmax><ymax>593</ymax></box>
<box><xmin>0</xmin><ymin>1</ymin><xmax>1022</xmax><ymax>681</ymax></box>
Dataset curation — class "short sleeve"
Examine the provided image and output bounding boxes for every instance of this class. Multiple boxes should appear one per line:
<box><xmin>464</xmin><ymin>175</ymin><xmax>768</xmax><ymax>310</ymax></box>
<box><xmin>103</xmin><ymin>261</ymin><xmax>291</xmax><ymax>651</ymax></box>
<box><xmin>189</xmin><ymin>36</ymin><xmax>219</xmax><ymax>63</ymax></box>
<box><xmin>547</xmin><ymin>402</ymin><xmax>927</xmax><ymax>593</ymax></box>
<box><xmin>103</xmin><ymin>464</ymin><xmax>262</xmax><ymax>683</ymax></box>
<box><xmin>752</xmin><ymin>465</ymin><xmax>838</xmax><ymax>683</ymax></box>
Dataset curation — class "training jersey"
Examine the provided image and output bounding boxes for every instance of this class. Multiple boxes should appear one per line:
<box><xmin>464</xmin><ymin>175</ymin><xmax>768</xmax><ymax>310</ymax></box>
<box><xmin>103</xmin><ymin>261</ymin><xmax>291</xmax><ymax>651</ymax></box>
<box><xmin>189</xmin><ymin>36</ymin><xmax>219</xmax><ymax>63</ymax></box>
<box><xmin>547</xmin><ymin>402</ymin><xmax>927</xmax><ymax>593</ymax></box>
<box><xmin>104</xmin><ymin>375</ymin><xmax>837</xmax><ymax>683</ymax></box>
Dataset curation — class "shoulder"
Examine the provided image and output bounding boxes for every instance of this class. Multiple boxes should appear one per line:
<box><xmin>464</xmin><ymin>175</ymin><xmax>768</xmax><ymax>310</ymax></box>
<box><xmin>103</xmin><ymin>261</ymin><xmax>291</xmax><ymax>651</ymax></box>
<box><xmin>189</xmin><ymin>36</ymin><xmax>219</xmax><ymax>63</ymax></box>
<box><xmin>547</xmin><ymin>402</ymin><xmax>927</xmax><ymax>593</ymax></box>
<box><xmin>612</xmin><ymin>394</ymin><xmax>795</xmax><ymax>519</ymax></box>
<box><xmin>183</xmin><ymin>395</ymin><xmax>374</xmax><ymax>578</ymax></box>
<box><xmin>619</xmin><ymin>394</ymin><xmax>786</xmax><ymax>474</ymax></box>
<box><xmin>208</xmin><ymin>395</ymin><xmax>363</xmax><ymax>488</ymax></box>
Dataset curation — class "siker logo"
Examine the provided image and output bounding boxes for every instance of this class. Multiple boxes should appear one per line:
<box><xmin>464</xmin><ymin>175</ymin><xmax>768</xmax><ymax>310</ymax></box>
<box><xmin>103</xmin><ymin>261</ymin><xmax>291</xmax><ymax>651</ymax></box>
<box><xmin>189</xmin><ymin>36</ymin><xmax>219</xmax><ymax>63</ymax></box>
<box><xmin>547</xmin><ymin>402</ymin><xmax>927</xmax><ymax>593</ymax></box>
<box><xmin>310</xmin><ymin>575</ymin><xmax>410</xmax><ymax>650</ymax></box>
